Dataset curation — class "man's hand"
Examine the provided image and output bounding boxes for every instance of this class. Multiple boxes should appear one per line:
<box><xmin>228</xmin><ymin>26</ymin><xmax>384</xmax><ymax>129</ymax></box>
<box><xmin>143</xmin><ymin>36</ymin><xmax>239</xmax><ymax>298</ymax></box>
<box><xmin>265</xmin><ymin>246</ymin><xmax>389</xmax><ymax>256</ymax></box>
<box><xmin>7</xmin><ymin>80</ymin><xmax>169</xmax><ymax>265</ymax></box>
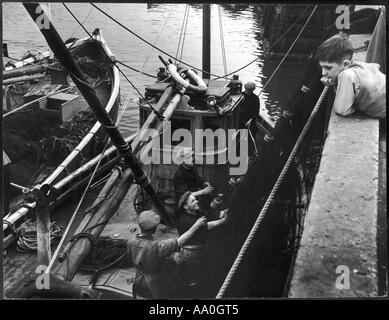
<box><xmin>320</xmin><ymin>76</ymin><xmax>336</xmax><ymax>87</ymax></box>
<box><xmin>202</xmin><ymin>186</ymin><xmax>214</xmax><ymax>195</ymax></box>
<box><xmin>193</xmin><ymin>216</ymin><xmax>207</xmax><ymax>229</ymax></box>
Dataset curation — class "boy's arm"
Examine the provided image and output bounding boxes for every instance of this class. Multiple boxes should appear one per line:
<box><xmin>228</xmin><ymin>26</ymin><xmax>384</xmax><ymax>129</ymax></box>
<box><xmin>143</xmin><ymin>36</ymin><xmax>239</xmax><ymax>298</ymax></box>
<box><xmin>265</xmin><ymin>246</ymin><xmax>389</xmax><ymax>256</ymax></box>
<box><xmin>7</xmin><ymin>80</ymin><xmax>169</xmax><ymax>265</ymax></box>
<box><xmin>333</xmin><ymin>71</ymin><xmax>356</xmax><ymax>117</ymax></box>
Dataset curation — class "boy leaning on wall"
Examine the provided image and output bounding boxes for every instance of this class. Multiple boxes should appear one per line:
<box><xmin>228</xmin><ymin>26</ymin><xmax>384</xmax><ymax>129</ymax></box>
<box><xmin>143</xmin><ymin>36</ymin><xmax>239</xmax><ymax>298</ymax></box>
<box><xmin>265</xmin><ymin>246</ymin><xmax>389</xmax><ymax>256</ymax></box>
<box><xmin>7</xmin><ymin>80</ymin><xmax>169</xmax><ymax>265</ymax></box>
<box><xmin>314</xmin><ymin>32</ymin><xmax>386</xmax><ymax>120</ymax></box>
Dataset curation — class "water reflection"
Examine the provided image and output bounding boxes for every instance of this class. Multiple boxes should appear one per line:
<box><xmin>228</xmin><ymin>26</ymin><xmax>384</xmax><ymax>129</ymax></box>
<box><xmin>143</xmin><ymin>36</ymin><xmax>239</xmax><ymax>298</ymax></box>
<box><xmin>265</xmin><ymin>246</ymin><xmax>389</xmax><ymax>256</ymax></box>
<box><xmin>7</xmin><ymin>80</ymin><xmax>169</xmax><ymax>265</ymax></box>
<box><xmin>2</xmin><ymin>3</ymin><xmax>307</xmax><ymax>136</ymax></box>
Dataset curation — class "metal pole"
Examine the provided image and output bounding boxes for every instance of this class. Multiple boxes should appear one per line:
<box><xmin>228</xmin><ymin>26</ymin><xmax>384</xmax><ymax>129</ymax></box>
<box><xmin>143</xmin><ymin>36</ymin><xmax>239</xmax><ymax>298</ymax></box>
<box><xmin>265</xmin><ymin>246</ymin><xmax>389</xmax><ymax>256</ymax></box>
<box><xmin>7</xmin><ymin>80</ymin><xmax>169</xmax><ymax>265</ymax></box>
<box><xmin>202</xmin><ymin>3</ymin><xmax>211</xmax><ymax>79</ymax></box>
<box><xmin>22</xmin><ymin>2</ymin><xmax>172</xmax><ymax>225</ymax></box>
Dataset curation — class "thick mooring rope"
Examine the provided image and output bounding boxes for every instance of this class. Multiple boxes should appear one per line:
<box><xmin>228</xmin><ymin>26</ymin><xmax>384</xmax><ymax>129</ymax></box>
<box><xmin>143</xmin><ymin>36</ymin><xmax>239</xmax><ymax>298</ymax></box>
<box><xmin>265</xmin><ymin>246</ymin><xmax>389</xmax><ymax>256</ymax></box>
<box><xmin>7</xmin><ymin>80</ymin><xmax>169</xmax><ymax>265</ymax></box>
<box><xmin>216</xmin><ymin>85</ymin><xmax>329</xmax><ymax>299</ymax></box>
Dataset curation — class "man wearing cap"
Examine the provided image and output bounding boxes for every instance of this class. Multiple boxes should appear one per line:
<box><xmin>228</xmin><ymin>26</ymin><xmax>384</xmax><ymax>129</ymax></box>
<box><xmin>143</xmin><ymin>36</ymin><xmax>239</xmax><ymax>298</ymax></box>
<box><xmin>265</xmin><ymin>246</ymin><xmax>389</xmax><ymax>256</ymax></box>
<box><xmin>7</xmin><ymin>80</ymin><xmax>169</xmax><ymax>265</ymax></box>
<box><xmin>174</xmin><ymin>191</ymin><xmax>229</xmax><ymax>296</ymax></box>
<box><xmin>173</xmin><ymin>147</ymin><xmax>214</xmax><ymax>212</ymax></box>
<box><xmin>125</xmin><ymin>209</ymin><xmax>206</xmax><ymax>299</ymax></box>
<box><xmin>238</xmin><ymin>82</ymin><xmax>260</xmax><ymax>156</ymax></box>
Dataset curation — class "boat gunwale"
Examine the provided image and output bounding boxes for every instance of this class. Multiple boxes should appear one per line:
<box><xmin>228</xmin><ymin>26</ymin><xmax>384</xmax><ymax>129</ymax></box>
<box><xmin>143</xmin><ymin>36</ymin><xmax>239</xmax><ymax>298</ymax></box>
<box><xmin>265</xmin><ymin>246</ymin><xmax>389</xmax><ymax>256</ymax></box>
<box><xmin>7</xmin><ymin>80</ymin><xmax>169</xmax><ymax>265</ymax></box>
<box><xmin>3</xmin><ymin>34</ymin><xmax>121</xmax><ymax>232</ymax></box>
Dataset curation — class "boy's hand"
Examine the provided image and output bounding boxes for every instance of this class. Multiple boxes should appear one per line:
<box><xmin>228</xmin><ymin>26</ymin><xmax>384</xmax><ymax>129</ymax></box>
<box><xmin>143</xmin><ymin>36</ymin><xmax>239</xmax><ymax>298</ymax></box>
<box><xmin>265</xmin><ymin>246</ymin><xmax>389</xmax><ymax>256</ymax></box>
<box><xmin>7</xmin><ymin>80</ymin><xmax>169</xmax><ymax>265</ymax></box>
<box><xmin>320</xmin><ymin>76</ymin><xmax>336</xmax><ymax>87</ymax></box>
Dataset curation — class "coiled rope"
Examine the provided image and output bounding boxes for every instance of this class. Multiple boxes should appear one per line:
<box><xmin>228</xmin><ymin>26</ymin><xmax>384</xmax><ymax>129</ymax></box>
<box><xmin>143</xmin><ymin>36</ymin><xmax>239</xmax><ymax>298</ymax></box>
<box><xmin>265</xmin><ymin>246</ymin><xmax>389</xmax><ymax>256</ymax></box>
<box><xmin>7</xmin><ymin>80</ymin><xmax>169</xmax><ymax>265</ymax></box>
<box><xmin>16</xmin><ymin>220</ymin><xmax>64</xmax><ymax>253</ymax></box>
<box><xmin>216</xmin><ymin>85</ymin><xmax>329</xmax><ymax>299</ymax></box>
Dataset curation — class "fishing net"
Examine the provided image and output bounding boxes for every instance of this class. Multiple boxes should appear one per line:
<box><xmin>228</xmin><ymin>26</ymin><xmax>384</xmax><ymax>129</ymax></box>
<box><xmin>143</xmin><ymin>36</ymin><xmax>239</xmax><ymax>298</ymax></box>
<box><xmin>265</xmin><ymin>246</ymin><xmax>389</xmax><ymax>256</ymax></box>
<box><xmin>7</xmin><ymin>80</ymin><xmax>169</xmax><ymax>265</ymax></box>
<box><xmin>3</xmin><ymin>54</ymin><xmax>114</xmax><ymax>189</ymax></box>
<box><xmin>40</xmin><ymin>111</ymin><xmax>98</xmax><ymax>161</ymax></box>
<box><xmin>79</xmin><ymin>237</ymin><xmax>128</xmax><ymax>271</ymax></box>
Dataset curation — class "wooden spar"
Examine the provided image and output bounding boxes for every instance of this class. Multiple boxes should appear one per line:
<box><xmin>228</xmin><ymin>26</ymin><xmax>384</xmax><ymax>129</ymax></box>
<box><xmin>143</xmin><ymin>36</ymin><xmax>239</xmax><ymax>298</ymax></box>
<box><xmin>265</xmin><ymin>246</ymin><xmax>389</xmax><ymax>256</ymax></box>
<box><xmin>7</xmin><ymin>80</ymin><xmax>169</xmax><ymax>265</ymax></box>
<box><xmin>3</xmin><ymin>73</ymin><xmax>45</xmax><ymax>85</ymax></box>
<box><xmin>53</xmin><ymin>168</ymin><xmax>134</xmax><ymax>281</ymax></box>
<box><xmin>3</xmin><ymin>132</ymin><xmax>135</xmax><ymax>235</ymax></box>
<box><xmin>56</xmin><ymin>168</ymin><xmax>122</xmax><ymax>262</ymax></box>
<box><xmin>132</xmin><ymin>86</ymin><xmax>174</xmax><ymax>154</ymax></box>
<box><xmin>3</xmin><ymin>63</ymin><xmax>48</xmax><ymax>80</ymax></box>
<box><xmin>23</xmin><ymin>2</ymin><xmax>172</xmax><ymax>225</ymax></box>
<box><xmin>202</xmin><ymin>3</ymin><xmax>211</xmax><ymax>79</ymax></box>
<box><xmin>138</xmin><ymin>93</ymin><xmax>183</xmax><ymax>161</ymax></box>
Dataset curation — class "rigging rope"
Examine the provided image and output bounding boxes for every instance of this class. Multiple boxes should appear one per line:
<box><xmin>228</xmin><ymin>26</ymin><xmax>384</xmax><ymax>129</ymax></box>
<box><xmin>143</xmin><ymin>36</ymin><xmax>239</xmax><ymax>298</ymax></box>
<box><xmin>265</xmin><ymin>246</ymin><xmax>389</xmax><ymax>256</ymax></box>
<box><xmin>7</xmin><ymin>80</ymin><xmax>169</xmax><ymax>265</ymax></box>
<box><xmin>68</xmin><ymin>5</ymin><xmax>94</xmax><ymax>39</ymax></box>
<box><xmin>46</xmin><ymin>5</ymin><xmax>173</xmax><ymax>274</ymax></box>
<box><xmin>216</xmin><ymin>85</ymin><xmax>329</xmax><ymax>299</ymax></box>
<box><xmin>46</xmin><ymin>140</ymin><xmax>110</xmax><ymax>274</ymax></box>
<box><xmin>218</xmin><ymin>5</ymin><xmax>227</xmax><ymax>75</ymax></box>
<box><xmin>179</xmin><ymin>6</ymin><xmax>190</xmax><ymax>62</ymax></box>
<box><xmin>63</xmin><ymin>3</ymin><xmax>157</xmax><ymax>79</ymax></box>
<box><xmin>213</xmin><ymin>5</ymin><xmax>311</xmax><ymax>80</ymax></box>
<box><xmin>180</xmin><ymin>5</ymin><xmax>190</xmax><ymax>60</ymax></box>
<box><xmin>175</xmin><ymin>4</ymin><xmax>189</xmax><ymax>63</ymax></box>
<box><xmin>257</xmin><ymin>5</ymin><xmax>318</xmax><ymax>96</ymax></box>
<box><xmin>90</xmin><ymin>3</ymin><xmax>228</xmax><ymax>80</ymax></box>
<box><xmin>63</xmin><ymin>3</ymin><xmax>92</xmax><ymax>38</ymax></box>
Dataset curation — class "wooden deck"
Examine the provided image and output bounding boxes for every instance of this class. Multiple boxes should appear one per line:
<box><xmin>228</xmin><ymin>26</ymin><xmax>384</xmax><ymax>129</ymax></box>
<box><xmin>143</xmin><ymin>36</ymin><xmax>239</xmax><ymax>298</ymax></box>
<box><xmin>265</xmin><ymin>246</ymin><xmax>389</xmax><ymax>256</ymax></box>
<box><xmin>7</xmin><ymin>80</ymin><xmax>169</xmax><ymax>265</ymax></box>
<box><xmin>3</xmin><ymin>182</ymin><xmax>179</xmax><ymax>299</ymax></box>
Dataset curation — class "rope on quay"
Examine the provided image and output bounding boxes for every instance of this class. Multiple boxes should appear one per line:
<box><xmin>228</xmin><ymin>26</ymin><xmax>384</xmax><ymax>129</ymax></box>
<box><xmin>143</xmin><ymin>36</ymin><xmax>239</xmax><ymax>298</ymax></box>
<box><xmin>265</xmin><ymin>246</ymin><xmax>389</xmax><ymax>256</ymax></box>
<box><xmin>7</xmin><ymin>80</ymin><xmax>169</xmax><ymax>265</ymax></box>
<box><xmin>216</xmin><ymin>85</ymin><xmax>329</xmax><ymax>299</ymax></box>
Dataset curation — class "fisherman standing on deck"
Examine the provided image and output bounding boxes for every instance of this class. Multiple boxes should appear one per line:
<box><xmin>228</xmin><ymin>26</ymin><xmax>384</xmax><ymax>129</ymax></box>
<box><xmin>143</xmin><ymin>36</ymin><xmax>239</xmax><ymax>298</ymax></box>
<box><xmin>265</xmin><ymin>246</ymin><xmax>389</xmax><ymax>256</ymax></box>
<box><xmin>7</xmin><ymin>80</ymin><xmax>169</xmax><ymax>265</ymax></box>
<box><xmin>173</xmin><ymin>191</ymin><xmax>229</xmax><ymax>297</ymax></box>
<box><xmin>125</xmin><ymin>209</ymin><xmax>206</xmax><ymax>299</ymax></box>
<box><xmin>173</xmin><ymin>147</ymin><xmax>214</xmax><ymax>213</ymax></box>
<box><xmin>315</xmin><ymin>33</ymin><xmax>386</xmax><ymax>120</ymax></box>
<box><xmin>238</xmin><ymin>82</ymin><xmax>260</xmax><ymax>156</ymax></box>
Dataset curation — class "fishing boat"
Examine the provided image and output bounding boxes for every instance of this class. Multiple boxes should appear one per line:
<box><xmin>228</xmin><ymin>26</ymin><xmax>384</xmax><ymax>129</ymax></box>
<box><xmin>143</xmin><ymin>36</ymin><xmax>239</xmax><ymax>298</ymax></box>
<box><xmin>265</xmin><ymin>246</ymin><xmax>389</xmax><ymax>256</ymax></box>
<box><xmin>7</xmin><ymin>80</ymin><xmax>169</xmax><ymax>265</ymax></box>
<box><xmin>4</xmin><ymin>3</ymin><xmax>366</xmax><ymax>299</ymax></box>
<box><xmin>2</xmin><ymin>27</ymin><xmax>120</xmax><ymax>246</ymax></box>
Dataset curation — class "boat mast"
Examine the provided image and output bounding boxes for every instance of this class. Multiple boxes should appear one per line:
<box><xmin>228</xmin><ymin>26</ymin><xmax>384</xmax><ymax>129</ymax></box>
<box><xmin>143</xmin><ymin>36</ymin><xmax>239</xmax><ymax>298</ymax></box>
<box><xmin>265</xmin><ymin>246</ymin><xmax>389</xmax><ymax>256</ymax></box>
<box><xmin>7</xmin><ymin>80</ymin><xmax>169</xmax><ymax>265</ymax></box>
<box><xmin>22</xmin><ymin>2</ymin><xmax>172</xmax><ymax>225</ymax></box>
<box><xmin>202</xmin><ymin>3</ymin><xmax>211</xmax><ymax>79</ymax></box>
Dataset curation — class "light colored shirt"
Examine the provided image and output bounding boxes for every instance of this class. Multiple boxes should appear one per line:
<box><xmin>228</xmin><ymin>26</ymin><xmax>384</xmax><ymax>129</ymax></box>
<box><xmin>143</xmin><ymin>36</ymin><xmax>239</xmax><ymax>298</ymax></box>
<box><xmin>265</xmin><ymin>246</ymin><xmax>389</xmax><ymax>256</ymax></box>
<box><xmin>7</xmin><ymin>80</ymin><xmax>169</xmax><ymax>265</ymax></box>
<box><xmin>334</xmin><ymin>61</ymin><xmax>386</xmax><ymax>119</ymax></box>
<box><xmin>126</xmin><ymin>235</ymin><xmax>178</xmax><ymax>298</ymax></box>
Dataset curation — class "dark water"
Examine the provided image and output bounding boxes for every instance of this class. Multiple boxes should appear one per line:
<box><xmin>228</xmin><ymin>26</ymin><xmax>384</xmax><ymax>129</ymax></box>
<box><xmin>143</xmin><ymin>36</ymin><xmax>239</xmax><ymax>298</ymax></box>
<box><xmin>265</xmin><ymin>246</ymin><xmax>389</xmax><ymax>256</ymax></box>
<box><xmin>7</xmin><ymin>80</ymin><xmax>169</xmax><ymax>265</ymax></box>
<box><xmin>2</xmin><ymin>3</ymin><xmax>306</xmax><ymax>137</ymax></box>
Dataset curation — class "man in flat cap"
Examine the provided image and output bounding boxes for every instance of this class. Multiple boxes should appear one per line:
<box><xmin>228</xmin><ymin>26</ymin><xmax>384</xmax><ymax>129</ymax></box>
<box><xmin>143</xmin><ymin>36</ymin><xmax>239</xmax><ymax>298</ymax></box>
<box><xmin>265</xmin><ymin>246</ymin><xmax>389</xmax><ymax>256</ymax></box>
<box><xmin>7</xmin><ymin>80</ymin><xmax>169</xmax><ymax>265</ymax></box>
<box><xmin>126</xmin><ymin>209</ymin><xmax>206</xmax><ymax>299</ymax></box>
<box><xmin>174</xmin><ymin>191</ymin><xmax>229</xmax><ymax>297</ymax></box>
<box><xmin>238</xmin><ymin>82</ymin><xmax>261</xmax><ymax>156</ymax></box>
<box><xmin>173</xmin><ymin>147</ymin><xmax>214</xmax><ymax>214</ymax></box>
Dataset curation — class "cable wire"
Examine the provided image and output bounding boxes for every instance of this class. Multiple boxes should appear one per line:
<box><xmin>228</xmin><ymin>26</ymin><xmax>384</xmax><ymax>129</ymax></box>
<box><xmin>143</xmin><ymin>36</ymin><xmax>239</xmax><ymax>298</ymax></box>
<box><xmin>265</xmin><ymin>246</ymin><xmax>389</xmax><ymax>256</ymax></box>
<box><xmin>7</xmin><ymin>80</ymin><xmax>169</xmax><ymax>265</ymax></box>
<box><xmin>213</xmin><ymin>5</ymin><xmax>311</xmax><ymax>80</ymax></box>
<box><xmin>90</xmin><ymin>3</ymin><xmax>228</xmax><ymax>80</ymax></box>
<box><xmin>257</xmin><ymin>5</ymin><xmax>318</xmax><ymax>96</ymax></box>
<box><xmin>175</xmin><ymin>4</ymin><xmax>189</xmax><ymax>63</ymax></box>
<box><xmin>218</xmin><ymin>5</ymin><xmax>227</xmax><ymax>75</ymax></box>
